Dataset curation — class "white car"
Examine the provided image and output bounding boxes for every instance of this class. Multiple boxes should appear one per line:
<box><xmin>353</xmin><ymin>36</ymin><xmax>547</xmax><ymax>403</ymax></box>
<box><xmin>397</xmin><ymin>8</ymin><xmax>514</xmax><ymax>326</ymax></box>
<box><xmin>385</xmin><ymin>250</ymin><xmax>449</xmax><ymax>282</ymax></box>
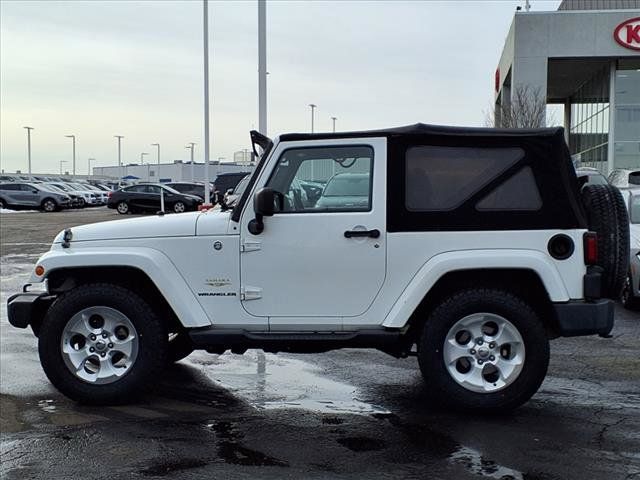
<box><xmin>608</xmin><ymin>169</ymin><xmax>640</xmax><ymax>189</ymax></box>
<box><xmin>79</xmin><ymin>183</ymin><xmax>109</xmax><ymax>205</ymax></box>
<box><xmin>47</xmin><ymin>182</ymin><xmax>97</xmax><ymax>207</ymax></box>
<box><xmin>7</xmin><ymin>125</ymin><xmax>628</xmax><ymax>411</ymax></box>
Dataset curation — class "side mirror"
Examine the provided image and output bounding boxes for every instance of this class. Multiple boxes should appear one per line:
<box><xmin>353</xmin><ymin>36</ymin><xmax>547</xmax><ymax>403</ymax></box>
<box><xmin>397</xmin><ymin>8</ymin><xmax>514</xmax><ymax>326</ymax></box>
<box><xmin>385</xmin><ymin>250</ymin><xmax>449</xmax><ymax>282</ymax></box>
<box><xmin>32</xmin><ymin>190</ymin><xmax>39</xmax><ymax>194</ymax></box>
<box><xmin>248</xmin><ymin>188</ymin><xmax>276</xmax><ymax>235</ymax></box>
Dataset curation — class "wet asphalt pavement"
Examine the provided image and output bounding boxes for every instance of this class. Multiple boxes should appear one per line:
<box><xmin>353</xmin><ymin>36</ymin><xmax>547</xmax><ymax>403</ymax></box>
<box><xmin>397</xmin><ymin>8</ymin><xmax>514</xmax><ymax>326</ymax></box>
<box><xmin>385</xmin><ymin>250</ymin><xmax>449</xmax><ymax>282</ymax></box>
<box><xmin>1</xmin><ymin>209</ymin><xmax>639</xmax><ymax>480</ymax></box>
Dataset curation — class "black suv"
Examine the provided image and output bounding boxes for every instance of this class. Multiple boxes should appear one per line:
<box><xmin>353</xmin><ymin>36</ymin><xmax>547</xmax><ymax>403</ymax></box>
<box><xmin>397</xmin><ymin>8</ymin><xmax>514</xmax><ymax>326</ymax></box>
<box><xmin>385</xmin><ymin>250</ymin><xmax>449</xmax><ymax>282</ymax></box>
<box><xmin>213</xmin><ymin>172</ymin><xmax>252</xmax><ymax>196</ymax></box>
<box><xmin>165</xmin><ymin>182</ymin><xmax>213</xmax><ymax>201</ymax></box>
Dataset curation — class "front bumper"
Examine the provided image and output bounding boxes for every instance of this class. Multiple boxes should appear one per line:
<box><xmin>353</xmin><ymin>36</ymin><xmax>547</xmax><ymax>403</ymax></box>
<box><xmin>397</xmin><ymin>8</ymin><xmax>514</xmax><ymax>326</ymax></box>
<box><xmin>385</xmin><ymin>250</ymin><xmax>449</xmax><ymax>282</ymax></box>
<box><xmin>554</xmin><ymin>299</ymin><xmax>614</xmax><ymax>337</ymax></box>
<box><xmin>7</xmin><ymin>291</ymin><xmax>55</xmax><ymax>334</ymax></box>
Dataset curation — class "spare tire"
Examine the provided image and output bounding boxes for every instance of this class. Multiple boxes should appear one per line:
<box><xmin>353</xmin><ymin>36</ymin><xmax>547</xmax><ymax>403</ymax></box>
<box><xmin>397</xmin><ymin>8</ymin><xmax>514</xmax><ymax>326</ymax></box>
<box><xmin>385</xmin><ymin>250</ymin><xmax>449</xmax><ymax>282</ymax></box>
<box><xmin>581</xmin><ymin>184</ymin><xmax>630</xmax><ymax>299</ymax></box>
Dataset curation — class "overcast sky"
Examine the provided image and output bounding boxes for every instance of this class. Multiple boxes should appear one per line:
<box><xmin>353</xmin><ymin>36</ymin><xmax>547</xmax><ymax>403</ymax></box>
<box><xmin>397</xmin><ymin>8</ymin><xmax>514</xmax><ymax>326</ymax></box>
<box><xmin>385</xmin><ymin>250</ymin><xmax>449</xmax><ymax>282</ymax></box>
<box><xmin>0</xmin><ymin>0</ymin><xmax>561</xmax><ymax>175</ymax></box>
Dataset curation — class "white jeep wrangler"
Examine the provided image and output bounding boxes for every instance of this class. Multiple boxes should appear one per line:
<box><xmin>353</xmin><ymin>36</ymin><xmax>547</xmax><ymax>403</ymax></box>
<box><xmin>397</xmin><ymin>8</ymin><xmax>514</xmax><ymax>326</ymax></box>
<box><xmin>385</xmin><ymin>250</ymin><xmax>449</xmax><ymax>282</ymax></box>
<box><xmin>8</xmin><ymin>124</ymin><xmax>630</xmax><ymax>411</ymax></box>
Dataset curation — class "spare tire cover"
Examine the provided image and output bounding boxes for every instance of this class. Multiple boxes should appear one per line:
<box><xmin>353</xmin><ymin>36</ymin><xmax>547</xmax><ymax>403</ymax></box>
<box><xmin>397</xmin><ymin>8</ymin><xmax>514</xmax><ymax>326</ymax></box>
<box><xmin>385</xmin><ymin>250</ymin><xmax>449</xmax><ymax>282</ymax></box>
<box><xmin>581</xmin><ymin>184</ymin><xmax>630</xmax><ymax>299</ymax></box>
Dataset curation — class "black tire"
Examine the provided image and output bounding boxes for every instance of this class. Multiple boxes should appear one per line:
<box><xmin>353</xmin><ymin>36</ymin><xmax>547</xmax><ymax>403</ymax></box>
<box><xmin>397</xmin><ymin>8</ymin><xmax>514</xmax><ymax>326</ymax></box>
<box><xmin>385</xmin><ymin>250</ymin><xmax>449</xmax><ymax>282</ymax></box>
<box><xmin>77</xmin><ymin>198</ymin><xmax>86</xmax><ymax>208</ymax></box>
<box><xmin>418</xmin><ymin>288</ymin><xmax>549</xmax><ymax>412</ymax></box>
<box><xmin>41</xmin><ymin>198</ymin><xmax>58</xmax><ymax>212</ymax></box>
<box><xmin>38</xmin><ymin>283</ymin><xmax>167</xmax><ymax>405</ymax></box>
<box><xmin>621</xmin><ymin>273</ymin><xmax>640</xmax><ymax>311</ymax></box>
<box><xmin>581</xmin><ymin>184</ymin><xmax>630</xmax><ymax>299</ymax></box>
<box><xmin>173</xmin><ymin>201</ymin><xmax>186</xmax><ymax>214</ymax></box>
<box><xmin>116</xmin><ymin>201</ymin><xmax>129</xmax><ymax>214</ymax></box>
<box><xmin>167</xmin><ymin>331</ymin><xmax>194</xmax><ymax>364</ymax></box>
<box><xmin>0</xmin><ymin>198</ymin><xmax>6</xmax><ymax>209</ymax></box>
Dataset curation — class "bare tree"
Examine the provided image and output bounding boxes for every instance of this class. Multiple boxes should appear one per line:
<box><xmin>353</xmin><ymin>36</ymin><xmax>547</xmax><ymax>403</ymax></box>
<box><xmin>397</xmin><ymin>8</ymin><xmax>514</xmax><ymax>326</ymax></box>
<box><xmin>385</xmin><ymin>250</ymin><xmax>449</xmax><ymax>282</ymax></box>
<box><xmin>486</xmin><ymin>85</ymin><xmax>553</xmax><ymax>128</ymax></box>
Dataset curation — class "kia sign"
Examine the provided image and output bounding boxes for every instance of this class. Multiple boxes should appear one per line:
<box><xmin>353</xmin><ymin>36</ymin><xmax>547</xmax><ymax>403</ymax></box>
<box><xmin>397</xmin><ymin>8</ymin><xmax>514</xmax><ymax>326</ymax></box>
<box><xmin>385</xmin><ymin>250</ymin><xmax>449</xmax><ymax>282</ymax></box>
<box><xmin>614</xmin><ymin>17</ymin><xmax>640</xmax><ymax>51</ymax></box>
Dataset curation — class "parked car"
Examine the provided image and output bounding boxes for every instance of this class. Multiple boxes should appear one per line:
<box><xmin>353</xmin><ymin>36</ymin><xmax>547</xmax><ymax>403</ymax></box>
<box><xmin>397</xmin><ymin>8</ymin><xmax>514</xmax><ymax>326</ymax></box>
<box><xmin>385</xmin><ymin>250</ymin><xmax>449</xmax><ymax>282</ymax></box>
<box><xmin>79</xmin><ymin>183</ymin><xmax>108</xmax><ymax>205</ymax></box>
<box><xmin>166</xmin><ymin>182</ymin><xmax>214</xmax><ymax>201</ymax></box>
<box><xmin>107</xmin><ymin>183</ymin><xmax>203</xmax><ymax>214</ymax></box>
<box><xmin>0</xmin><ymin>182</ymin><xmax>71</xmax><ymax>211</ymax></box>
<box><xmin>608</xmin><ymin>169</ymin><xmax>640</xmax><ymax>189</ymax></box>
<box><xmin>223</xmin><ymin>174</ymin><xmax>250</xmax><ymax>207</ymax></box>
<box><xmin>40</xmin><ymin>183</ymin><xmax>84</xmax><ymax>208</ymax></box>
<box><xmin>621</xmin><ymin>189</ymin><xmax>640</xmax><ymax>310</ymax></box>
<box><xmin>213</xmin><ymin>172</ymin><xmax>252</xmax><ymax>197</ymax></box>
<box><xmin>315</xmin><ymin>173</ymin><xmax>370</xmax><ymax>210</ymax></box>
<box><xmin>66</xmin><ymin>183</ymin><xmax>102</xmax><ymax>206</ymax></box>
<box><xmin>46</xmin><ymin>182</ymin><xmax>97</xmax><ymax>208</ymax></box>
<box><xmin>575</xmin><ymin>167</ymin><xmax>609</xmax><ymax>188</ymax></box>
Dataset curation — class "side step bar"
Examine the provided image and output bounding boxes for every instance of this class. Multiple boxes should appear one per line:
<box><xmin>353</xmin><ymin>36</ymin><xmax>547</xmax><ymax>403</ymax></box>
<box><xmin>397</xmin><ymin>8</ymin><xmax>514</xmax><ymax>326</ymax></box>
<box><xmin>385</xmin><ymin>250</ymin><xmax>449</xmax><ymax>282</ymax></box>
<box><xmin>187</xmin><ymin>328</ymin><xmax>409</xmax><ymax>357</ymax></box>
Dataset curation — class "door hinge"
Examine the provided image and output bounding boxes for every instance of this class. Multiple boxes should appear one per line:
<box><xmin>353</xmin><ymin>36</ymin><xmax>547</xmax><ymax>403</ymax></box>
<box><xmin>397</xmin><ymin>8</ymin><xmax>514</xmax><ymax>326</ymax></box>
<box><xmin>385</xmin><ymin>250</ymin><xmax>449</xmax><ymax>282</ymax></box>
<box><xmin>240</xmin><ymin>286</ymin><xmax>262</xmax><ymax>300</ymax></box>
<box><xmin>241</xmin><ymin>240</ymin><xmax>262</xmax><ymax>252</ymax></box>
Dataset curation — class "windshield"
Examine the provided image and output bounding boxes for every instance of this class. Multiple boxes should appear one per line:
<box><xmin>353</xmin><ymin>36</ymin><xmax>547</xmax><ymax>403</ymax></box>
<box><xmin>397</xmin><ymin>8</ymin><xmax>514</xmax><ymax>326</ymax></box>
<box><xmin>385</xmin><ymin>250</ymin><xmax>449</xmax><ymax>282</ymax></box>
<box><xmin>68</xmin><ymin>183</ymin><xmax>88</xmax><ymax>190</ymax></box>
<box><xmin>161</xmin><ymin>185</ymin><xmax>181</xmax><ymax>194</ymax></box>
<box><xmin>631</xmin><ymin>195</ymin><xmax>640</xmax><ymax>224</ymax></box>
<box><xmin>39</xmin><ymin>184</ymin><xmax>63</xmax><ymax>193</ymax></box>
<box><xmin>323</xmin><ymin>175</ymin><xmax>370</xmax><ymax>197</ymax></box>
<box><xmin>51</xmin><ymin>183</ymin><xmax>72</xmax><ymax>192</ymax></box>
<box><xmin>233</xmin><ymin>175</ymin><xmax>250</xmax><ymax>195</ymax></box>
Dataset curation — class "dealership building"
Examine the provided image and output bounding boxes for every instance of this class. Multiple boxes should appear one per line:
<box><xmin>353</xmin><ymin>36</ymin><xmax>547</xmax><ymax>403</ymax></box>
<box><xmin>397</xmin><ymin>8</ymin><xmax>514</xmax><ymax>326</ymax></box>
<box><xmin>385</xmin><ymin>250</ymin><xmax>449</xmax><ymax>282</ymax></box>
<box><xmin>495</xmin><ymin>0</ymin><xmax>640</xmax><ymax>173</ymax></box>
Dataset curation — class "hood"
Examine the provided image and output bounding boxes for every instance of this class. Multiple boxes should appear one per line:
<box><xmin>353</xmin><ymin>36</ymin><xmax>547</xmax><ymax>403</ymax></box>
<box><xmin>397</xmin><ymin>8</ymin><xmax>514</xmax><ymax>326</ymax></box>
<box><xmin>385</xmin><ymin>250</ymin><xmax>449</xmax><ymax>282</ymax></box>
<box><xmin>53</xmin><ymin>211</ymin><xmax>203</xmax><ymax>243</ymax></box>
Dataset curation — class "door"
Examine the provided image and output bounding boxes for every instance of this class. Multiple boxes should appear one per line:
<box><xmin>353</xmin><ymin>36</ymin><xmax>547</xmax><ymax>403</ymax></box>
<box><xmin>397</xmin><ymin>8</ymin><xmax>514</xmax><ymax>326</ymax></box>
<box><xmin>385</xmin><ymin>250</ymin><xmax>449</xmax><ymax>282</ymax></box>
<box><xmin>239</xmin><ymin>139</ymin><xmax>387</xmax><ymax>327</ymax></box>
<box><xmin>18</xmin><ymin>184</ymin><xmax>40</xmax><ymax>206</ymax></box>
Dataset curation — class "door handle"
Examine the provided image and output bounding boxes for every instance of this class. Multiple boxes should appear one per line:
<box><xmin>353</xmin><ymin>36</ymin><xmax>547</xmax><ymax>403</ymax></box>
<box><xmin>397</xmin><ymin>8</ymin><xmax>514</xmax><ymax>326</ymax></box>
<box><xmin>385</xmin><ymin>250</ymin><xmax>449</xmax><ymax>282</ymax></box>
<box><xmin>344</xmin><ymin>229</ymin><xmax>380</xmax><ymax>239</ymax></box>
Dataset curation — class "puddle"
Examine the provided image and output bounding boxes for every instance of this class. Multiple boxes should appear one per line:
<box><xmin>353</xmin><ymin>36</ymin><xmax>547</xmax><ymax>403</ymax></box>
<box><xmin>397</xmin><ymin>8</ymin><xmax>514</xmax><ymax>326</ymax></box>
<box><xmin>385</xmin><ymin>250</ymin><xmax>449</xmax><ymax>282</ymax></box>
<box><xmin>188</xmin><ymin>350</ymin><xmax>390</xmax><ymax>415</ymax></box>
<box><xmin>37</xmin><ymin>400</ymin><xmax>56</xmax><ymax>413</ymax></box>
<box><xmin>450</xmin><ymin>445</ymin><xmax>524</xmax><ymax>480</ymax></box>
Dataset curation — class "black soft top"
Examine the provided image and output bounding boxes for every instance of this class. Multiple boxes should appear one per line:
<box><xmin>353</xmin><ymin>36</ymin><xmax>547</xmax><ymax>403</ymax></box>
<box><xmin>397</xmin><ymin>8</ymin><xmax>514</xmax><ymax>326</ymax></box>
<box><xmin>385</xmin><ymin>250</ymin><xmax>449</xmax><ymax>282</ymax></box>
<box><xmin>279</xmin><ymin>123</ymin><xmax>564</xmax><ymax>142</ymax></box>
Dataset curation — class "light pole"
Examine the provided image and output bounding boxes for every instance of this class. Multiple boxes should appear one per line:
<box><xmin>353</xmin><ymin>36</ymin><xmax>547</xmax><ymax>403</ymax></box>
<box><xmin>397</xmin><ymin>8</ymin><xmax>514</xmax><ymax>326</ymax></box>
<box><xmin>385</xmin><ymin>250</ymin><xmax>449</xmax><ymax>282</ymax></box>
<box><xmin>258</xmin><ymin>0</ymin><xmax>267</xmax><ymax>135</ymax></box>
<box><xmin>114</xmin><ymin>135</ymin><xmax>124</xmax><ymax>185</ymax></box>
<box><xmin>151</xmin><ymin>143</ymin><xmax>160</xmax><ymax>180</ymax></box>
<box><xmin>65</xmin><ymin>134</ymin><xmax>76</xmax><ymax>176</ymax></box>
<box><xmin>59</xmin><ymin>160</ymin><xmax>68</xmax><ymax>176</ymax></box>
<box><xmin>203</xmin><ymin>0</ymin><xmax>211</xmax><ymax>205</ymax></box>
<box><xmin>331</xmin><ymin>116</ymin><xmax>337</xmax><ymax>133</ymax></box>
<box><xmin>186</xmin><ymin>142</ymin><xmax>196</xmax><ymax>182</ymax></box>
<box><xmin>309</xmin><ymin>104</ymin><xmax>316</xmax><ymax>133</ymax></box>
<box><xmin>24</xmin><ymin>126</ymin><xmax>34</xmax><ymax>180</ymax></box>
<box><xmin>140</xmin><ymin>152</ymin><xmax>148</xmax><ymax>162</ymax></box>
<box><xmin>88</xmin><ymin>157</ymin><xmax>95</xmax><ymax>176</ymax></box>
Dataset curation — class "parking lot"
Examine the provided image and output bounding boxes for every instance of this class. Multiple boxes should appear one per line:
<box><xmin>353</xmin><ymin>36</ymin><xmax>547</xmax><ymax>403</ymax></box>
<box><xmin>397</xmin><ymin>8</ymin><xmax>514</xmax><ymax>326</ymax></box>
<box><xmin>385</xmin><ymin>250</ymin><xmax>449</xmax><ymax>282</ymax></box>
<box><xmin>1</xmin><ymin>208</ymin><xmax>639</xmax><ymax>480</ymax></box>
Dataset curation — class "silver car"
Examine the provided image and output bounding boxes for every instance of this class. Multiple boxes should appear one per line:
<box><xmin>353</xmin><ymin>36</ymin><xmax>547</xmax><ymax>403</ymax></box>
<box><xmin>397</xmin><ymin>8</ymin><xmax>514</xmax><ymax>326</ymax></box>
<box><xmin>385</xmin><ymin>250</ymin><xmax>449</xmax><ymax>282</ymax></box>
<box><xmin>0</xmin><ymin>182</ymin><xmax>71</xmax><ymax>212</ymax></box>
<box><xmin>622</xmin><ymin>189</ymin><xmax>640</xmax><ymax>310</ymax></box>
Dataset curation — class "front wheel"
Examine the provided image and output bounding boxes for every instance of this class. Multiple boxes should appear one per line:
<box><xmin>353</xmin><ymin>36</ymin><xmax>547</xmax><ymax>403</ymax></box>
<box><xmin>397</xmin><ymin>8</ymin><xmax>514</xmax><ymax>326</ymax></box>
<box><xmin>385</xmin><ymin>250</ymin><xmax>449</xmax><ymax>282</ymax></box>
<box><xmin>41</xmin><ymin>198</ymin><xmax>57</xmax><ymax>212</ymax></box>
<box><xmin>172</xmin><ymin>201</ymin><xmax>186</xmax><ymax>213</ymax></box>
<box><xmin>38</xmin><ymin>284</ymin><xmax>167</xmax><ymax>404</ymax></box>
<box><xmin>418</xmin><ymin>288</ymin><xmax>549</xmax><ymax>412</ymax></box>
<box><xmin>116</xmin><ymin>201</ymin><xmax>129</xmax><ymax>214</ymax></box>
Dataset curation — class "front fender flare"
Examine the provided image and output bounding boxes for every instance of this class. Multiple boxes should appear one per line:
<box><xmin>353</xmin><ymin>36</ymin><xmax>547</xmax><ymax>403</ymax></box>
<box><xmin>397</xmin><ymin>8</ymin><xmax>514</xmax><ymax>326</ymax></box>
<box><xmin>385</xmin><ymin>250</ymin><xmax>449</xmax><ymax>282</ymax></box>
<box><xmin>31</xmin><ymin>247</ymin><xmax>211</xmax><ymax>328</ymax></box>
<box><xmin>381</xmin><ymin>249</ymin><xmax>570</xmax><ymax>329</ymax></box>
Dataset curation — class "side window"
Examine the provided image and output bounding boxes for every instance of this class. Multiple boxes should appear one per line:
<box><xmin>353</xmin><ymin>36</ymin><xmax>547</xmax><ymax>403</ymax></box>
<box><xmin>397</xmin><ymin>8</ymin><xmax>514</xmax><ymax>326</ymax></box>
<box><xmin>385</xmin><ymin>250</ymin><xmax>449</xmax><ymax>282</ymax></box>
<box><xmin>476</xmin><ymin>166</ymin><xmax>542</xmax><ymax>211</ymax></box>
<box><xmin>19</xmin><ymin>184</ymin><xmax>34</xmax><ymax>191</ymax></box>
<box><xmin>266</xmin><ymin>146</ymin><xmax>374</xmax><ymax>213</ymax></box>
<box><xmin>0</xmin><ymin>184</ymin><xmax>17</xmax><ymax>191</ymax></box>
<box><xmin>405</xmin><ymin>146</ymin><xmax>524</xmax><ymax>211</ymax></box>
<box><xmin>125</xmin><ymin>186</ymin><xmax>143</xmax><ymax>193</ymax></box>
<box><xmin>146</xmin><ymin>185</ymin><xmax>161</xmax><ymax>194</ymax></box>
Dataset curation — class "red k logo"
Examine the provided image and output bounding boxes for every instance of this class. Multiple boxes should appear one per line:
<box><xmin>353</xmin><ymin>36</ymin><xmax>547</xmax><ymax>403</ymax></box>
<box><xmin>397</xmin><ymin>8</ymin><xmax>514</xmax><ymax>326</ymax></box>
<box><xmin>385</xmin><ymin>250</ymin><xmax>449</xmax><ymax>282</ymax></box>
<box><xmin>614</xmin><ymin>18</ymin><xmax>640</xmax><ymax>51</ymax></box>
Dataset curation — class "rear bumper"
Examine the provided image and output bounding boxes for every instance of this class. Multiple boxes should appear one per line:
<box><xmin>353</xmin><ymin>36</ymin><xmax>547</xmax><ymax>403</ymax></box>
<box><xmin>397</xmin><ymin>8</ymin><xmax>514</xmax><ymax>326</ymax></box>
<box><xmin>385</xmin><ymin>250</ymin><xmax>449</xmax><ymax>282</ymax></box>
<box><xmin>7</xmin><ymin>292</ymin><xmax>55</xmax><ymax>333</ymax></box>
<box><xmin>554</xmin><ymin>299</ymin><xmax>614</xmax><ymax>337</ymax></box>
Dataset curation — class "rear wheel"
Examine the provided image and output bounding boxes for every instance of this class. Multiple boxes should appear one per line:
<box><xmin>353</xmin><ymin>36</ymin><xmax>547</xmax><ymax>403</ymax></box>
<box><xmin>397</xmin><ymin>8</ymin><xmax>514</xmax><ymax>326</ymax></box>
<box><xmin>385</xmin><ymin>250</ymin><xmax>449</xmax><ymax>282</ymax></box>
<box><xmin>41</xmin><ymin>198</ymin><xmax>57</xmax><ymax>212</ymax></box>
<box><xmin>581</xmin><ymin>184</ymin><xmax>630</xmax><ymax>299</ymax></box>
<box><xmin>116</xmin><ymin>201</ymin><xmax>129</xmax><ymax>214</ymax></box>
<box><xmin>418</xmin><ymin>288</ymin><xmax>549</xmax><ymax>412</ymax></box>
<box><xmin>621</xmin><ymin>274</ymin><xmax>639</xmax><ymax>311</ymax></box>
<box><xmin>38</xmin><ymin>284</ymin><xmax>167</xmax><ymax>404</ymax></box>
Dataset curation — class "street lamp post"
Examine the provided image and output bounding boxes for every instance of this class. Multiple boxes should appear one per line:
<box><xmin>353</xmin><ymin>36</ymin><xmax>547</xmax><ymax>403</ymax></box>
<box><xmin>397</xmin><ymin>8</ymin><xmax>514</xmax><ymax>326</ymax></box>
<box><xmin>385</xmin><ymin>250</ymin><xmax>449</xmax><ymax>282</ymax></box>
<box><xmin>309</xmin><ymin>104</ymin><xmax>316</xmax><ymax>133</ymax></box>
<box><xmin>186</xmin><ymin>143</ymin><xmax>196</xmax><ymax>181</ymax></box>
<box><xmin>88</xmin><ymin>158</ymin><xmax>95</xmax><ymax>176</ymax></box>
<box><xmin>331</xmin><ymin>116</ymin><xmax>337</xmax><ymax>133</ymax></box>
<box><xmin>258</xmin><ymin>0</ymin><xmax>267</xmax><ymax>135</ymax></box>
<box><xmin>203</xmin><ymin>0</ymin><xmax>211</xmax><ymax>205</ymax></box>
<box><xmin>59</xmin><ymin>160</ymin><xmax>68</xmax><ymax>176</ymax></box>
<box><xmin>151</xmin><ymin>143</ymin><xmax>160</xmax><ymax>180</ymax></box>
<box><xmin>65</xmin><ymin>135</ymin><xmax>76</xmax><ymax>177</ymax></box>
<box><xmin>114</xmin><ymin>136</ymin><xmax>124</xmax><ymax>186</ymax></box>
<box><xmin>24</xmin><ymin>126</ymin><xmax>34</xmax><ymax>180</ymax></box>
